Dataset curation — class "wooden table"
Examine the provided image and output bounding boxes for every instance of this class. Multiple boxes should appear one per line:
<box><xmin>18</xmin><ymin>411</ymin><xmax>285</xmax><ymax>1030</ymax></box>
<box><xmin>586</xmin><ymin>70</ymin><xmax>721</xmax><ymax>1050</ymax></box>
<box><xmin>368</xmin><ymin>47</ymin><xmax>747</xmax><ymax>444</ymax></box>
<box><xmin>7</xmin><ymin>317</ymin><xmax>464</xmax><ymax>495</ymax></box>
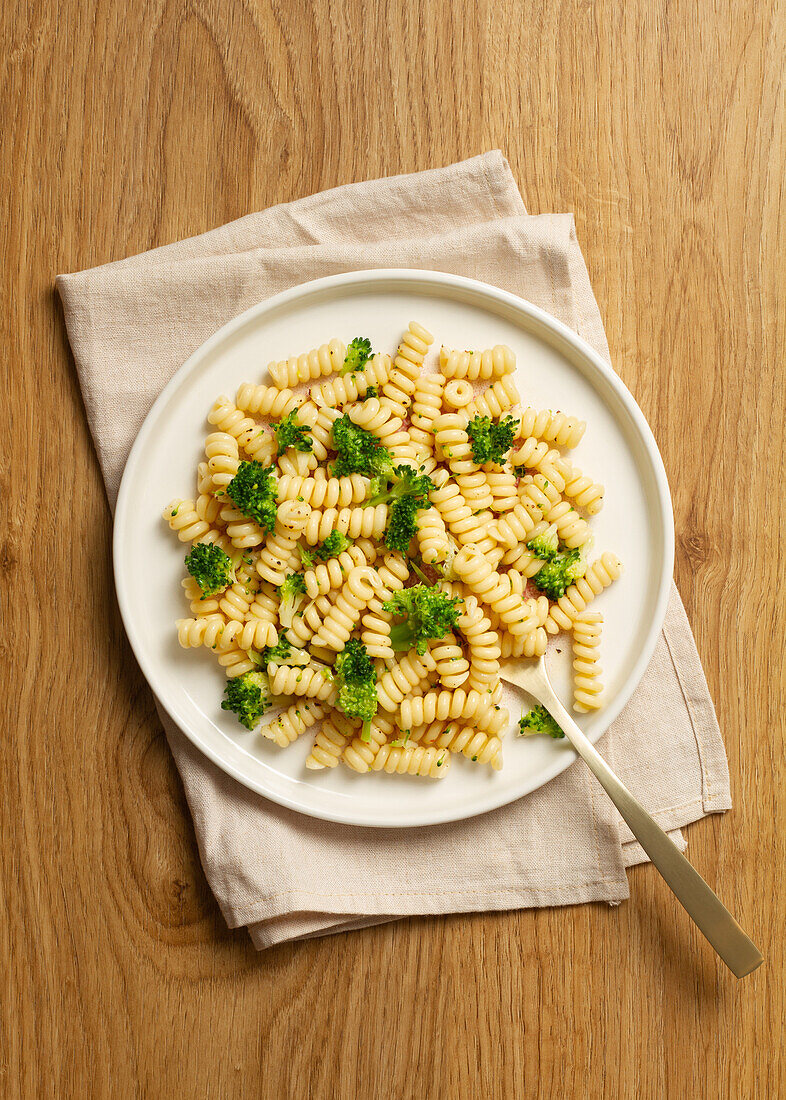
<box><xmin>3</xmin><ymin>1</ymin><xmax>783</xmax><ymax>1096</ymax></box>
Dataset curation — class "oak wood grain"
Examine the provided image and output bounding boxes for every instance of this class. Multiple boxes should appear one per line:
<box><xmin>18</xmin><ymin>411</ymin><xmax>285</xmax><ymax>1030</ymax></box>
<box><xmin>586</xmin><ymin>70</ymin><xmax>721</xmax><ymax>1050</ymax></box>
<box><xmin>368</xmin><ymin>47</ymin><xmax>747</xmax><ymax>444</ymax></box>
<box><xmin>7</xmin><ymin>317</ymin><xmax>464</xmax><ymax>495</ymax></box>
<box><xmin>1</xmin><ymin>0</ymin><xmax>784</xmax><ymax>1097</ymax></box>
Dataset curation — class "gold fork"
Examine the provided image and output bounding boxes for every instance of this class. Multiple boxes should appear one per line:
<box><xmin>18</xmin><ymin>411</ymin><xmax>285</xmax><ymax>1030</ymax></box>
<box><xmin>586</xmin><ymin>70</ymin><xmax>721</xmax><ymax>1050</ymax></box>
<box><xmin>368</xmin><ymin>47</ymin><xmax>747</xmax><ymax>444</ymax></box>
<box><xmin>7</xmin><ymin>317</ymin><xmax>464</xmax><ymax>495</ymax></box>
<box><xmin>500</xmin><ymin>656</ymin><xmax>763</xmax><ymax>978</ymax></box>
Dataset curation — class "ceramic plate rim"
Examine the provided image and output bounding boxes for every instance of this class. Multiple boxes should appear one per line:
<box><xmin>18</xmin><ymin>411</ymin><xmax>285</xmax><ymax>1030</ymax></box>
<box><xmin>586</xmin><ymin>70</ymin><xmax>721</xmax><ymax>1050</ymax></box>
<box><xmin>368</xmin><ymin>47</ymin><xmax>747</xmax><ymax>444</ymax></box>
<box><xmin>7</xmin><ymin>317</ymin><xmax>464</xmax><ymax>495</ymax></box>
<box><xmin>113</xmin><ymin>268</ymin><xmax>674</xmax><ymax>827</ymax></box>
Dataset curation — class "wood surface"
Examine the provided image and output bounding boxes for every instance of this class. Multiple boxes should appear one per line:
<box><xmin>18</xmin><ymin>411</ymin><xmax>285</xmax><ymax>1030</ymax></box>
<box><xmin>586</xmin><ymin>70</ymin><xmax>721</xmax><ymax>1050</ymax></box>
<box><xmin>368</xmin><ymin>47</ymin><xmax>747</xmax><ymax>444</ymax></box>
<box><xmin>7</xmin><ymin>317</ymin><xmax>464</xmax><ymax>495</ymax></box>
<box><xmin>2</xmin><ymin>0</ymin><xmax>784</xmax><ymax>1096</ymax></box>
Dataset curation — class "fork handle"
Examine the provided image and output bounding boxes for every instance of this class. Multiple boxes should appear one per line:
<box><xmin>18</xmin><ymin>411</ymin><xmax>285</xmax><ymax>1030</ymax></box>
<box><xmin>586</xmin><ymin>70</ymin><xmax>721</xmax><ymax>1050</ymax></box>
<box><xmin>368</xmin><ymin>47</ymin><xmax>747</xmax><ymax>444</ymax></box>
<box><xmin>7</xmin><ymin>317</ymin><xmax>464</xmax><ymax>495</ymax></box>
<box><xmin>540</xmin><ymin>687</ymin><xmax>763</xmax><ymax>978</ymax></box>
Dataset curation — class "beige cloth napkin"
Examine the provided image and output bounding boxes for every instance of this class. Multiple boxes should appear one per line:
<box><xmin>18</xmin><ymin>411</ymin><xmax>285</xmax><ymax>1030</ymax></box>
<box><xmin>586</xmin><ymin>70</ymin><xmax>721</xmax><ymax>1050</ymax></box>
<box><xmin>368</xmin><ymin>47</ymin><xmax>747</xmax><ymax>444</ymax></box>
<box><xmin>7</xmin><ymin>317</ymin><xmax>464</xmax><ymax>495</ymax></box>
<box><xmin>57</xmin><ymin>151</ymin><xmax>731</xmax><ymax>949</ymax></box>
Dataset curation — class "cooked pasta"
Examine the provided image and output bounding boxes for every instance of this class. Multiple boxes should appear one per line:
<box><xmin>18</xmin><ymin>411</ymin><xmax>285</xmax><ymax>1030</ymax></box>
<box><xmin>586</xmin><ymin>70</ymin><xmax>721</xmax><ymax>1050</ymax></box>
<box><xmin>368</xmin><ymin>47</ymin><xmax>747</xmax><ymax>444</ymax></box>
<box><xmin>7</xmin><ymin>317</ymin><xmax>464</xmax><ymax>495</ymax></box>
<box><xmin>372</xmin><ymin>743</ymin><xmax>451</xmax><ymax>778</ymax></box>
<box><xmin>440</xmin><ymin>344</ymin><xmax>515</xmax><ymax>381</ymax></box>
<box><xmin>163</xmin><ymin>319</ymin><xmax>621</xmax><ymax>781</ymax></box>
<box><xmin>572</xmin><ymin>611</ymin><xmax>604</xmax><ymax>711</ymax></box>
<box><xmin>259</xmin><ymin>701</ymin><xmax>325</xmax><ymax>747</ymax></box>
<box><xmin>267</xmin><ymin>339</ymin><xmax>346</xmax><ymax>389</ymax></box>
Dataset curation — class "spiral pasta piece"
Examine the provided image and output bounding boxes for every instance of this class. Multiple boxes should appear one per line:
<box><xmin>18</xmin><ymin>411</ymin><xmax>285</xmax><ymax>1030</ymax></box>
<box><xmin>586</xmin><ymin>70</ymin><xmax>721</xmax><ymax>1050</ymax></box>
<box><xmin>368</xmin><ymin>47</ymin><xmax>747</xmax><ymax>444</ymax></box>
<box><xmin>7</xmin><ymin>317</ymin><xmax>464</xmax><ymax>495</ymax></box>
<box><xmin>571</xmin><ymin>611</ymin><xmax>604</xmax><ymax>711</ymax></box>
<box><xmin>554</xmin><ymin>460</ymin><xmax>605</xmax><ymax>515</ymax></box>
<box><xmin>208</xmin><ymin>395</ymin><xmax>278</xmax><ymax>465</ymax></box>
<box><xmin>432</xmin><ymin>633</ymin><xmax>471</xmax><ymax>689</ymax></box>
<box><xmin>305</xmin><ymin>711</ymin><xmax>359</xmax><ymax>769</ymax></box>
<box><xmin>359</xmin><ymin>552</ymin><xmax>410</xmax><ymax>658</ymax></box>
<box><xmin>428</xmin><ymin>468</ymin><xmax>499</xmax><ymax>558</ymax></box>
<box><xmin>259</xmin><ymin>701</ymin><xmax>325</xmax><ymax>747</ymax></box>
<box><xmin>218</xmin><ymin>576</ymin><xmax>257</xmax><ymax>622</ymax></box>
<box><xmin>463</xmin><ymin>374</ymin><xmax>520</xmax><ymax>420</ymax></box>
<box><xmin>492</xmin><ymin>473</ymin><xmax>560</xmax><ymax>549</ymax></box>
<box><xmin>268</xmin><ymin>663</ymin><xmax>337</xmax><ymax>703</ymax></box>
<box><xmin>181</xmin><ymin>577</ymin><xmax>221</xmax><ymax>616</ymax></box>
<box><xmin>453</xmin><ymin>546</ymin><xmax>541</xmax><ymax>636</ymax></box>
<box><xmin>546</xmin><ymin>552</ymin><xmax>622</xmax><ymax>632</ymax></box>
<box><xmin>347</xmin><ymin>399</ymin><xmax>416</xmax><ymax>465</ymax></box>
<box><xmin>376</xmin><ymin>650</ymin><xmax>438</xmax><ymax>712</ymax></box>
<box><xmin>217</xmin><ymin>646</ymin><xmax>257</xmax><ymax>678</ymax></box>
<box><xmin>267</xmin><ymin>339</ymin><xmax>346</xmax><ymax>389</ymax></box>
<box><xmin>433</xmin><ymin>412</ymin><xmax>494</xmax><ymax>511</ymax></box>
<box><xmin>302</xmin><ymin>545</ymin><xmax>374</xmax><ymax>599</ymax></box>
<box><xmin>204</xmin><ymin>432</ymin><xmax>240</xmax><ymax>495</ymax></box>
<box><xmin>415</xmin><ymin>508</ymin><xmax>453</xmax><ymax>565</ymax></box>
<box><xmin>276</xmin><ymin>473</ymin><xmax>369</xmax><ymax>509</ymax></box>
<box><xmin>372</xmin><ymin>743</ymin><xmax>451</xmax><ymax>778</ymax></box>
<box><xmin>342</xmin><ymin>714</ymin><xmax>395</xmax><ymax>773</ymax></box>
<box><xmin>516</xmin><ymin>407</ymin><xmax>586</xmax><ymax>449</ymax></box>
<box><xmin>292</xmin><ymin>403</ymin><xmax>340</xmax><ymax>463</ymax></box>
<box><xmin>302</xmin><ymin>505</ymin><xmax>388</xmax><ymax>545</ymax></box>
<box><xmin>499</xmin><ymin>626</ymin><xmax>548</xmax><ymax>658</ymax></box>
<box><xmin>484</xmin><ymin>469</ymin><xmax>518</xmax><ymax>512</ymax></box>
<box><xmin>443</xmin><ymin>379</ymin><xmax>473</xmax><ymax>409</ymax></box>
<box><xmin>439</xmin><ymin>344</ymin><xmax>515</xmax><ymax>381</ymax></box>
<box><xmin>164</xmin><ymin>499</ymin><xmax>210</xmax><ymax>543</ymax></box>
<box><xmin>313</xmin><ymin>567</ymin><xmax>381</xmax><ymax>651</ymax></box>
<box><xmin>543</xmin><ymin>499</ymin><xmax>591</xmax><ymax>550</ymax></box>
<box><xmin>509</xmin><ymin>437</ymin><xmax>565</xmax><ymax>487</ymax></box>
<box><xmin>256</xmin><ymin>500</ymin><xmax>312</xmax><ymax>585</ymax></box>
<box><xmin>276</xmin><ymin>449</ymin><xmax>318</xmax><ymax>478</ymax></box>
<box><xmin>409</xmin><ymin>373</ymin><xmax>446</xmax><ymax>460</ymax></box>
<box><xmin>235</xmin><ymin>383</ymin><xmax>305</xmax><ymax>419</ymax></box>
<box><xmin>308</xmin><ymin>352</ymin><xmax>392</xmax><ymax>408</ymax></box>
<box><xmin>455</xmin><ymin>593</ymin><xmax>501</xmax><ymax>695</ymax></box>
<box><xmin>435</xmin><ymin>724</ymin><xmax>504</xmax><ymax>769</ymax></box>
<box><xmin>380</xmin><ymin>321</ymin><xmax>434</xmax><ymax>418</ymax></box>
<box><xmin>176</xmin><ymin>615</ymin><xmax>230</xmax><ymax>650</ymax></box>
<box><xmin>398</xmin><ymin>689</ymin><xmax>498</xmax><ymax>731</ymax></box>
<box><xmin>195</xmin><ymin>467</ymin><xmax>222</xmax><ymax>524</ymax></box>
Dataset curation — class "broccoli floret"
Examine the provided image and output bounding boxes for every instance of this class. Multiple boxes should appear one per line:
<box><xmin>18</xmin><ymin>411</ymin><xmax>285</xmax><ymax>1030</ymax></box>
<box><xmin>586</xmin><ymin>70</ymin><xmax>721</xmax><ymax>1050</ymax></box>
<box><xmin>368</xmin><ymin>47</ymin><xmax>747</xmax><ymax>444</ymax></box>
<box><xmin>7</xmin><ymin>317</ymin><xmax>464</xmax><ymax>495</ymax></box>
<box><xmin>272</xmin><ymin>409</ymin><xmax>313</xmax><ymax>456</ymax></box>
<box><xmin>465</xmin><ymin>414</ymin><xmax>519</xmax><ymax>464</ymax></box>
<box><xmin>226</xmin><ymin>461</ymin><xmax>278</xmax><ymax>532</ymax></box>
<box><xmin>334</xmin><ymin>638</ymin><xmax>378</xmax><ymax>740</ymax></box>
<box><xmin>221</xmin><ymin>671</ymin><xmax>271</xmax><ymax>730</ymax></box>
<box><xmin>340</xmin><ymin>336</ymin><xmax>373</xmax><ymax>375</ymax></box>
<box><xmin>384</xmin><ymin>584</ymin><xmax>462</xmax><ymax>655</ymax></box>
<box><xmin>298</xmin><ymin>544</ymin><xmax>315</xmax><ymax>569</ymax></box>
<box><xmin>359</xmin><ymin>385</ymin><xmax>379</xmax><ymax>401</ymax></box>
<box><xmin>526</xmin><ymin>527</ymin><xmax>559</xmax><ymax>562</ymax></box>
<box><xmin>531</xmin><ymin>547</ymin><xmax>586</xmax><ymax>600</ymax></box>
<box><xmin>279</xmin><ymin>573</ymin><xmax>307</xmax><ymax>629</ymax></box>
<box><xmin>184</xmin><ymin>542</ymin><xmax>235</xmax><ymax>596</ymax></box>
<box><xmin>259</xmin><ymin>638</ymin><xmax>310</xmax><ymax>667</ymax></box>
<box><xmin>331</xmin><ymin>415</ymin><xmax>395</xmax><ymax>480</ymax></box>
<box><xmin>313</xmin><ymin>532</ymin><xmax>353</xmax><ymax>561</ymax></box>
<box><xmin>518</xmin><ymin>705</ymin><xmax>565</xmax><ymax>740</ymax></box>
<box><xmin>363</xmin><ymin>465</ymin><xmax>434</xmax><ymax>554</ymax></box>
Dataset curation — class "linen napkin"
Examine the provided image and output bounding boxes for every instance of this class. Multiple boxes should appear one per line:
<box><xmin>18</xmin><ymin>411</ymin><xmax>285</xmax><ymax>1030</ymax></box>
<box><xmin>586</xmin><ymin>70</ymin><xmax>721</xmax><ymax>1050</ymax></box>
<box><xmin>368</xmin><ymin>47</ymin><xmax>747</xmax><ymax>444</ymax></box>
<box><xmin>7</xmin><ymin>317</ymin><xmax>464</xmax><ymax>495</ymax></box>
<box><xmin>57</xmin><ymin>151</ymin><xmax>731</xmax><ymax>949</ymax></box>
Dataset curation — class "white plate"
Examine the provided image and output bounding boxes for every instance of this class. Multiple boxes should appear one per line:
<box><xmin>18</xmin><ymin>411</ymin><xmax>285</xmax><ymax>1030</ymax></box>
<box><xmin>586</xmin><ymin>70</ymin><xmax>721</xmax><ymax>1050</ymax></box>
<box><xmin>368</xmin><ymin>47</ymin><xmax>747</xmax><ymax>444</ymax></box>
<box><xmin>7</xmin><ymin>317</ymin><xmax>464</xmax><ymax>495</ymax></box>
<box><xmin>114</xmin><ymin>270</ymin><xmax>674</xmax><ymax>828</ymax></box>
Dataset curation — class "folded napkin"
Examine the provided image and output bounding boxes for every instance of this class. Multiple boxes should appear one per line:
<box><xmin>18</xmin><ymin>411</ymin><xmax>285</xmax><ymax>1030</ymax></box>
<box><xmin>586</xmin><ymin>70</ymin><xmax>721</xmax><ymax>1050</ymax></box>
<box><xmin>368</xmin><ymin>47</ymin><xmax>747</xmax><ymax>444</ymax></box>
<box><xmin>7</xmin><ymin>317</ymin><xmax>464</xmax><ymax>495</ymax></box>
<box><xmin>58</xmin><ymin>151</ymin><xmax>731</xmax><ymax>949</ymax></box>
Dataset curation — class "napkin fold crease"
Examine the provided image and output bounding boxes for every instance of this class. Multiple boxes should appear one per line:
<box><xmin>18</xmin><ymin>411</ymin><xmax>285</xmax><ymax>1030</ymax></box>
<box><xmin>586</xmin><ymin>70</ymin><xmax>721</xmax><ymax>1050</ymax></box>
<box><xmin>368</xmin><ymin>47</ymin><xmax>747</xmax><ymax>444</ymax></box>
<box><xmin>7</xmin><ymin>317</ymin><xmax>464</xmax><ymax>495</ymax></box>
<box><xmin>57</xmin><ymin>151</ymin><xmax>731</xmax><ymax>949</ymax></box>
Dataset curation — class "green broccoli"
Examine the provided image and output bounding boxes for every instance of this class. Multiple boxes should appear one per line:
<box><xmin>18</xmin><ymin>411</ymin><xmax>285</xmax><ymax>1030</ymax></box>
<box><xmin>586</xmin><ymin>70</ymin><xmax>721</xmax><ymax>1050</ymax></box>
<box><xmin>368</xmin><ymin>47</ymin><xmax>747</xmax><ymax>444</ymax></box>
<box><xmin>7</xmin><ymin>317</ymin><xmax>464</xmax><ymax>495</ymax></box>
<box><xmin>364</xmin><ymin>465</ymin><xmax>435</xmax><ymax>554</ymax></box>
<box><xmin>184</xmin><ymin>542</ymin><xmax>235</xmax><ymax>596</ymax></box>
<box><xmin>383</xmin><ymin>584</ymin><xmax>462</xmax><ymax>655</ymax></box>
<box><xmin>226</xmin><ymin>461</ymin><xmax>278</xmax><ymax>532</ymax></box>
<box><xmin>531</xmin><ymin>547</ymin><xmax>586</xmax><ymax>600</ymax></box>
<box><xmin>526</xmin><ymin>526</ymin><xmax>559</xmax><ymax>562</ymax></box>
<box><xmin>518</xmin><ymin>705</ymin><xmax>565</xmax><ymax>740</ymax></box>
<box><xmin>331</xmin><ymin>415</ymin><xmax>395</xmax><ymax>480</ymax></box>
<box><xmin>221</xmin><ymin>671</ymin><xmax>271</xmax><ymax>730</ymax></box>
<box><xmin>259</xmin><ymin>637</ymin><xmax>309</xmax><ymax>667</ymax></box>
<box><xmin>465</xmin><ymin>414</ymin><xmax>519</xmax><ymax>465</ymax></box>
<box><xmin>272</xmin><ymin>409</ymin><xmax>313</xmax><ymax>456</ymax></box>
<box><xmin>313</xmin><ymin>532</ymin><xmax>353</xmax><ymax>561</ymax></box>
<box><xmin>340</xmin><ymin>336</ymin><xmax>373</xmax><ymax>375</ymax></box>
<box><xmin>279</xmin><ymin>573</ymin><xmax>307</xmax><ymax>629</ymax></box>
<box><xmin>359</xmin><ymin>385</ymin><xmax>379</xmax><ymax>401</ymax></box>
<box><xmin>298</xmin><ymin>544</ymin><xmax>315</xmax><ymax>569</ymax></box>
<box><xmin>334</xmin><ymin>638</ymin><xmax>378</xmax><ymax>740</ymax></box>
